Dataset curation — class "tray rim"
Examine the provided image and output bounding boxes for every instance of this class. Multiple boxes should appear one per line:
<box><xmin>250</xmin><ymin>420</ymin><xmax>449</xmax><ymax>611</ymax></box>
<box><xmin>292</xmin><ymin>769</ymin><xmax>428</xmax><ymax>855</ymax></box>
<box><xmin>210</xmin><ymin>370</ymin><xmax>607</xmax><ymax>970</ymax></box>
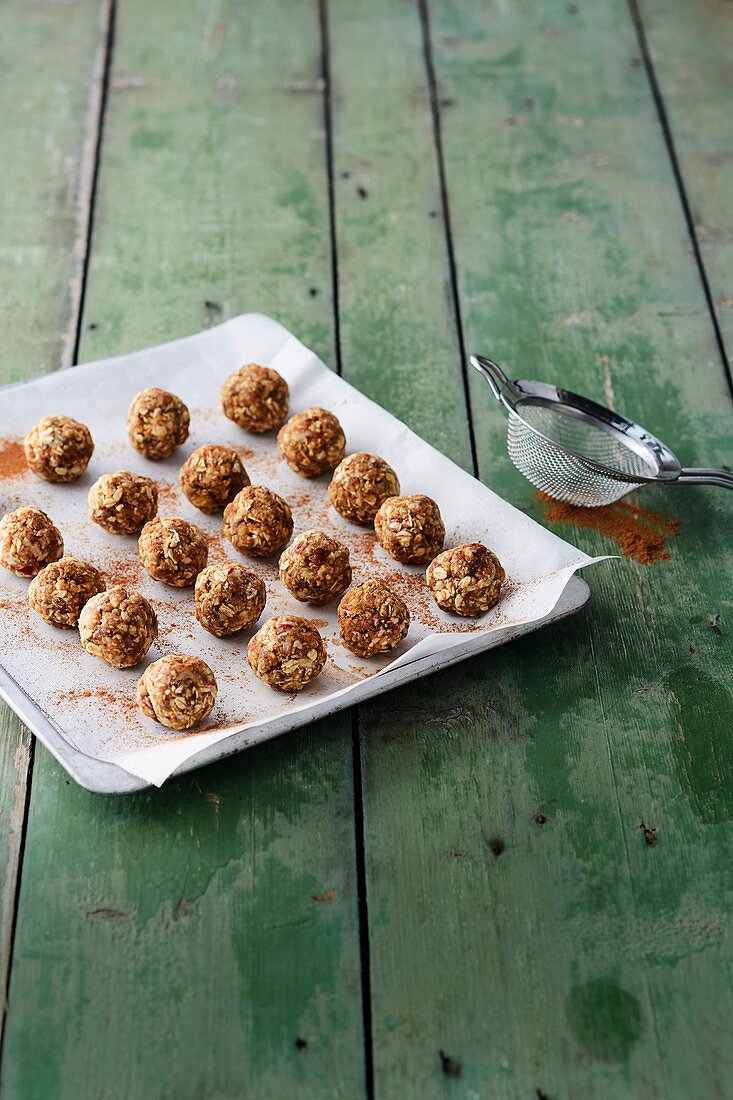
<box><xmin>0</xmin><ymin>574</ymin><xmax>590</xmax><ymax>794</ymax></box>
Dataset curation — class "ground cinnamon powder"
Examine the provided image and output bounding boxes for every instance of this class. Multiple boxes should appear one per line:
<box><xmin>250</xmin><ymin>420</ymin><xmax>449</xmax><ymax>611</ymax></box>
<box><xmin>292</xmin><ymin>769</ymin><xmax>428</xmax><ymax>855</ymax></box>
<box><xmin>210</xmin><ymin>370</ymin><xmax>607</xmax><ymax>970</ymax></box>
<box><xmin>0</xmin><ymin>439</ymin><xmax>27</xmax><ymax>479</ymax></box>
<box><xmin>537</xmin><ymin>491</ymin><xmax>679</xmax><ymax>564</ymax></box>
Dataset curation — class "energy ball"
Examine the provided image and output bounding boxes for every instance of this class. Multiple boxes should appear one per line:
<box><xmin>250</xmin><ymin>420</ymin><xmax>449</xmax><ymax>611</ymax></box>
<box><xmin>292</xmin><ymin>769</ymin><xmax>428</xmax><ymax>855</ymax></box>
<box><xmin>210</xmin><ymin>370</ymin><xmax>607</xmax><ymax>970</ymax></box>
<box><xmin>127</xmin><ymin>387</ymin><xmax>190</xmax><ymax>460</ymax></box>
<box><xmin>24</xmin><ymin>414</ymin><xmax>94</xmax><ymax>483</ymax></box>
<box><xmin>338</xmin><ymin>580</ymin><xmax>410</xmax><ymax>658</ymax></box>
<box><xmin>139</xmin><ymin>516</ymin><xmax>208</xmax><ymax>587</ymax></box>
<box><xmin>277</xmin><ymin>407</ymin><xmax>345</xmax><ymax>477</ymax></box>
<box><xmin>247</xmin><ymin>615</ymin><xmax>326</xmax><ymax>692</ymax></box>
<box><xmin>374</xmin><ymin>493</ymin><xmax>445</xmax><ymax>565</ymax></box>
<box><xmin>88</xmin><ymin>470</ymin><xmax>158</xmax><ymax>534</ymax></box>
<box><xmin>426</xmin><ymin>542</ymin><xmax>505</xmax><ymax>617</ymax></box>
<box><xmin>0</xmin><ymin>507</ymin><xmax>63</xmax><ymax>577</ymax></box>
<box><xmin>29</xmin><ymin>556</ymin><xmax>105</xmax><ymax>628</ymax></box>
<box><xmin>220</xmin><ymin>363</ymin><xmax>289</xmax><ymax>433</ymax></box>
<box><xmin>195</xmin><ymin>561</ymin><xmax>266</xmax><ymax>637</ymax></box>
<box><xmin>328</xmin><ymin>452</ymin><xmax>400</xmax><ymax>525</ymax></box>
<box><xmin>136</xmin><ymin>654</ymin><xmax>217</xmax><ymax>730</ymax></box>
<box><xmin>223</xmin><ymin>485</ymin><xmax>293</xmax><ymax>558</ymax></box>
<box><xmin>279</xmin><ymin>530</ymin><xmax>351</xmax><ymax>607</ymax></box>
<box><xmin>179</xmin><ymin>444</ymin><xmax>249</xmax><ymax>514</ymax></box>
<box><xmin>79</xmin><ymin>586</ymin><xmax>157</xmax><ymax>668</ymax></box>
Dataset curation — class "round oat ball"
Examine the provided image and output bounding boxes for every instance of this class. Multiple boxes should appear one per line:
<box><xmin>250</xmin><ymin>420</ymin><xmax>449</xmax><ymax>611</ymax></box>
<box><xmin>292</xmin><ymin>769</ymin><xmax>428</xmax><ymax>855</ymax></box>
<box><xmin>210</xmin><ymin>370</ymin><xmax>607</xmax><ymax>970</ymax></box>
<box><xmin>136</xmin><ymin>653</ymin><xmax>217</xmax><ymax>730</ymax></box>
<box><xmin>223</xmin><ymin>485</ymin><xmax>293</xmax><ymax>558</ymax></box>
<box><xmin>195</xmin><ymin>561</ymin><xmax>266</xmax><ymax>637</ymax></box>
<box><xmin>88</xmin><ymin>470</ymin><xmax>158</xmax><ymax>534</ymax></box>
<box><xmin>374</xmin><ymin>494</ymin><xmax>445</xmax><ymax>565</ymax></box>
<box><xmin>277</xmin><ymin>407</ymin><xmax>345</xmax><ymax>477</ymax></box>
<box><xmin>338</xmin><ymin>580</ymin><xmax>410</xmax><ymax>658</ymax></box>
<box><xmin>138</xmin><ymin>516</ymin><xmax>208</xmax><ymax>587</ymax></box>
<box><xmin>279</xmin><ymin>529</ymin><xmax>351</xmax><ymax>607</ymax></box>
<box><xmin>220</xmin><ymin>363</ymin><xmax>289</xmax><ymax>433</ymax></box>
<box><xmin>127</xmin><ymin>387</ymin><xmax>190</xmax><ymax>460</ymax></box>
<box><xmin>426</xmin><ymin>543</ymin><xmax>505</xmax><ymax>617</ymax></box>
<box><xmin>24</xmin><ymin>415</ymin><xmax>94</xmax><ymax>482</ymax></box>
<box><xmin>79</xmin><ymin>586</ymin><xmax>157</xmax><ymax>668</ymax></box>
<box><xmin>179</xmin><ymin>444</ymin><xmax>249</xmax><ymax>514</ymax></box>
<box><xmin>247</xmin><ymin>615</ymin><xmax>327</xmax><ymax>692</ymax></box>
<box><xmin>29</xmin><ymin>556</ymin><xmax>105</xmax><ymax>628</ymax></box>
<box><xmin>328</xmin><ymin>452</ymin><xmax>400</xmax><ymax>525</ymax></box>
<box><xmin>0</xmin><ymin>507</ymin><xmax>63</xmax><ymax>577</ymax></box>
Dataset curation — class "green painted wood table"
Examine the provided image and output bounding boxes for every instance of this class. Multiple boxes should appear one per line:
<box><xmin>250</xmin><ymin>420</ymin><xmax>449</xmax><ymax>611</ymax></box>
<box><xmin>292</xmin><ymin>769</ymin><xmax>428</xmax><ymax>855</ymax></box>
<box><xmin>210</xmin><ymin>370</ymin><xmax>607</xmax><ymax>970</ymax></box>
<box><xmin>0</xmin><ymin>1</ymin><xmax>730</xmax><ymax>1096</ymax></box>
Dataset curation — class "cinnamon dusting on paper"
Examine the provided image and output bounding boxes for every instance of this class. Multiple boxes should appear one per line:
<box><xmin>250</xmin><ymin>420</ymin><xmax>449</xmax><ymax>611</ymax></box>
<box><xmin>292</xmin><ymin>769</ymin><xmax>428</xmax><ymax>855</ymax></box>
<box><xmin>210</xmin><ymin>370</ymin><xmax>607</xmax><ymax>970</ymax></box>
<box><xmin>0</xmin><ymin>439</ymin><xmax>28</xmax><ymax>480</ymax></box>
<box><xmin>537</xmin><ymin>491</ymin><xmax>679</xmax><ymax>564</ymax></box>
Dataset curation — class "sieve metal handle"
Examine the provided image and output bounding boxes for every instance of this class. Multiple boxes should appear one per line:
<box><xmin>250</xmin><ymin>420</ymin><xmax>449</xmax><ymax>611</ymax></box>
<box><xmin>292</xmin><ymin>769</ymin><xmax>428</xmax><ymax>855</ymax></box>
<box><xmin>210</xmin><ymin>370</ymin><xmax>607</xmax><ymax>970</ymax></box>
<box><xmin>677</xmin><ymin>467</ymin><xmax>733</xmax><ymax>490</ymax></box>
<box><xmin>470</xmin><ymin>355</ymin><xmax>508</xmax><ymax>401</ymax></box>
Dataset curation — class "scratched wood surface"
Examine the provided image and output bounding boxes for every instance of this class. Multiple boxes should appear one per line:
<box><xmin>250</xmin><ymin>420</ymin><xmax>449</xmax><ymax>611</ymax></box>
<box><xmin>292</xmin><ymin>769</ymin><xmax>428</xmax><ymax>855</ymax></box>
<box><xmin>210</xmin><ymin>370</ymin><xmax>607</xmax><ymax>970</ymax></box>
<box><xmin>0</xmin><ymin>0</ymin><xmax>106</xmax><ymax>1060</ymax></box>
<box><xmin>0</xmin><ymin>1</ymin><xmax>730</xmax><ymax>1098</ymax></box>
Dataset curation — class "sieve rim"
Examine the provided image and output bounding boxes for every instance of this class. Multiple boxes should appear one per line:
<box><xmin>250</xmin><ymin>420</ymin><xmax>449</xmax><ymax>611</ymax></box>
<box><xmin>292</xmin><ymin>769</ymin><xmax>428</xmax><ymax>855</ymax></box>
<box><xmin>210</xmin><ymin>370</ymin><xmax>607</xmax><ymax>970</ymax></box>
<box><xmin>501</xmin><ymin>385</ymin><xmax>681</xmax><ymax>485</ymax></box>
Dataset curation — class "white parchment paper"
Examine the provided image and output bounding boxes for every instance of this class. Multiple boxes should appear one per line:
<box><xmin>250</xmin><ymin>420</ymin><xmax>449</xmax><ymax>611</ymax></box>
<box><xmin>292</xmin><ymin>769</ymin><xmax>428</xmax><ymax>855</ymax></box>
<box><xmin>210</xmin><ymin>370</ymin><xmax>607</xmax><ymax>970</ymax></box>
<box><xmin>0</xmin><ymin>314</ymin><xmax>606</xmax><ymax>785</ymax></box>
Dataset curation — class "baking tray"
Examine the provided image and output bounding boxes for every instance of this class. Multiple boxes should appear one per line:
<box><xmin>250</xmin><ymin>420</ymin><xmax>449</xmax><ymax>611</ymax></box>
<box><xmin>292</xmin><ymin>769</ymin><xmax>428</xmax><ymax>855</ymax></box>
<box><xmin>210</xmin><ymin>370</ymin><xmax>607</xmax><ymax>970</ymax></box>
<box><xmin>0</xmin><ymin>314</ymin><xmax>600</xmax><ymax>792</ymax></box>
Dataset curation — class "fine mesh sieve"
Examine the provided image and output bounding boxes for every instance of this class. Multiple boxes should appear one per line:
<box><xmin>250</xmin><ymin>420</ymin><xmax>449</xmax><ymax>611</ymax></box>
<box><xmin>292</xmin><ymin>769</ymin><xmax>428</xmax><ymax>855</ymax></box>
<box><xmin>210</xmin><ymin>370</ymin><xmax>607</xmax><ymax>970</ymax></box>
<box><xmin>471</xmin><ymin>355</ymin><xmax>733</xmax><ymax>508</ymax></box>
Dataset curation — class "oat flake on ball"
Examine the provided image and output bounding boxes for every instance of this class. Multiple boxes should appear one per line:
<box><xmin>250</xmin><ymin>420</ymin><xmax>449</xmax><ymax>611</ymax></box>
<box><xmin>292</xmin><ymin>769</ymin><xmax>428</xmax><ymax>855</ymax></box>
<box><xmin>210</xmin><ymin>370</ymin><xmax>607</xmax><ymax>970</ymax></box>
<box><xmin>374</xmin><ymin>493</ymin><xmax>445</xmax><ymax>565</ymax></box>
<box><xmin>179</xmin><ymin>444</ymin><xmax>249</xmax><ymax>514</ymax></box>
<box><xmin>24</xmin><ymin>415</ymin><xmax>94</xmax><ymax>483</ymax></box>
<box><xmin>0</xmin><ymin>507</ymin><xmax>63</xmax><ymax>577</ymax></box>
<box><xmin>338</xmin><ymin>580</ymin><xmax>410</xmax><ymax>658</ymax></box>
<box><xmin>328</xmin><ymin>452</ymin><xmax>400</xmax><ymax>525</ymax></box>
<box><xmin>127</xmin><ymin>387</ymin><xmax>189</xmax><ymax>460</ymax></box>
<box><xmin>247</xmin><ymin>615</ymin><xmax>327</xmax><ymax>692</ymax></box>
<box><xmin>223</xmin><ymin>485</ymin><xmax>293</xmax><ymax>558</ymax></box>
<box><xmin>139</xmin><ymin>516</ymin><xmax>208</xmax><ymax>587</ymax></box>
<box><xmin>426</xmin><ymin>542</ymin><xmax>505</xmax><ymax>617</ymax></box>
<box><xmin>88</xmin><ymin>470</ymin><xmax>158</xmax><ymax>534</ymax></box>
<box><xmin>277</xmin><ymin>407</ymin><xmax>345</xmax><ymax>477</ymax></box>
<box><xmin>137</xmin><ymin>654</ymin><xmax>217</xmax><ymax>730</ymax></box>
<box><xmin>279</xmin><ymin>529</ymin><xmax>351</xmax><ymax>606</ymax></box>
<box><xmin>220</xmin><ymin>363</ymin><xmax>289</xmax><ymax>433</ymax></box>
<box><xmin>195</xmin><ymin>561</ymin><xmax>266</xmax><ymax>637</ymax></box>
<box><xmin>29</xmin><ymin>556</ymin><xmax>105</xmax><ymax>628</ymax></box>
<box><xmin>79</xmin><ymin>586</ymin><xmax>157</xmax><ymax>668</ymax></box>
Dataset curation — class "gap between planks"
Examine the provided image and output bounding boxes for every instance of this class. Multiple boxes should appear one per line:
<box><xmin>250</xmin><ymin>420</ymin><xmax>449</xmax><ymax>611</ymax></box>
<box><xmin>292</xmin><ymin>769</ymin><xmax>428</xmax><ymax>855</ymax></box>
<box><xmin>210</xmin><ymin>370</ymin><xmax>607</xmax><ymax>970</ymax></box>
<box><xmin>62</xmin><ymin>0</ymin><xmax>116</xmax><ymax>371</ymax></box>
<box><xmin>626</xmin><ymin>0</ymin><xmax>732</xmax><ymax>394</ymax></box>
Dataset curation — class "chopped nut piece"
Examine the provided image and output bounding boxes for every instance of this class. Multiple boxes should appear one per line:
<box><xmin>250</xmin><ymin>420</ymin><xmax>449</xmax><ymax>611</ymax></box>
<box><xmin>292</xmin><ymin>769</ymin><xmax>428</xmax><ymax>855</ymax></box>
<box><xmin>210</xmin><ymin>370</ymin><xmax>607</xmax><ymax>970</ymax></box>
<box><xmin>127</xmin><ymin>387</ymin><xmax>189</xmax><ymax>460</ymax></box>
<box><xmin>328</xmin><ymin>452</ymin><xmax>400</xmax><ymax>525</ymax></box>
<box><xmin>88</xmin><ymin>470</ymin><xmax>158</xmax><ymax>534</ymax></box>
<box><xmin>24</xmin><ymin>415</ymin><xmax>94</xmax><ymax>482</ymax></box>
<box><xmin>279</xmin><ymin>530</ymin><xmax>351</xmax><ymax>606</ymax></box>
<box><xmin>195</xmin><ymin>561</ymin><xmax>266</xmax><ymax>636</ymax></box>
<box><xmin>374</xmin><ymin>494</ymin><xmax>445</xmax><ymax>564</ymax></box>
<box><xmin>0</xmin><ymin>507</ymin><xmax>63</xmax><ymax>577</ymax></box>
<box><xmin>29</xmin><ymin>556</ymin><xmax>105</xmax><ymax>628</ymax></box>
<box><xmin>220</xmin><ymin>363</ymin><xmax>289</xmax><ymax>433</ymax></box>
<box><xmin>137</xmin><ymin>653</ymin><xmax>217</xmax><ymax>730</ymax></box>
<box><xmin>277</xmin><ymin>407</ymin><xmax>345</xmax><ymax>477</ymax></box>
<box><xmin>223</xmin><ymin>485</ymin><xmax>293</xmax><ymax>558</ymax></box>
<box><xmin>79</xmin><ymin>586</ymin><xmax>157</xmax><ymax>668</ymax></box>
<box><xmin>338</xmin><ymin>580</ymin><xmax>410</xmax><ymax>657</ymax></box>
<box><xmin>247</xmin><ymin>615</ymin><xmax>326</xmax><ymax>691</ymax></box>
<box><xmin>426</xmin><ymin>542</ymin><xmax>505</xmax><ymax>617</ymax></box>
<box><xmin>138</xmin><ymin>516</ymin><xmax>208</xmax><ymax>587</ymax></box>
<box><xmin>180</xmin><ymin>444</ymin><xmax>249</xmax><ymax>514</ymax></box>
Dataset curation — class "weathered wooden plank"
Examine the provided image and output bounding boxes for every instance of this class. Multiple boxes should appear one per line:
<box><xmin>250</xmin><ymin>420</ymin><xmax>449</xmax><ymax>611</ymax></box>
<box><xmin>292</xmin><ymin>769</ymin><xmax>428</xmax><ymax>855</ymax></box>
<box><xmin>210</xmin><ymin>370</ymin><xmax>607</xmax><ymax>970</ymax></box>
<box><xmin>329</xmin><ymin>0</ymin><xmax>732</xmax><ymax>1096</ymax></box>
<box><xmin>0</xmin><ymin>0</ymin><xmax>110</xmax><ymax>1046</ymax></box>
<box><xmin>0</xmin><ymin>2</ymin><xmax>366</xmax><ymax>1096</ymax></box>
<box><xmin>431</xmin><ymin>0</ymin><xmax>733</xmax><ymax>1094</ymax></box>
<box><xmin>636</xmin><ymin>0</ymin><xmax>733</xmax><ymax>360</ymax></box>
